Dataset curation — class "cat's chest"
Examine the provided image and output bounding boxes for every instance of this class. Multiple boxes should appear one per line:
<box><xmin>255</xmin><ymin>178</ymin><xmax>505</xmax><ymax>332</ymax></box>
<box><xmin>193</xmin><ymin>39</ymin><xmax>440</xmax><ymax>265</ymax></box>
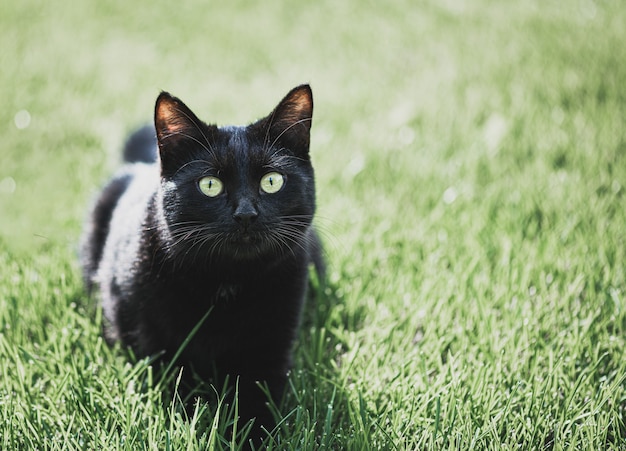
<box><xmin>213</xmin><ymin>282</ymin><xmax>243</xmax><ymax>306</ymax></box>
<box><xmin>179</xmin><ymin>276</ymin><xmax>256</xmax><ymax>308</ymax></box>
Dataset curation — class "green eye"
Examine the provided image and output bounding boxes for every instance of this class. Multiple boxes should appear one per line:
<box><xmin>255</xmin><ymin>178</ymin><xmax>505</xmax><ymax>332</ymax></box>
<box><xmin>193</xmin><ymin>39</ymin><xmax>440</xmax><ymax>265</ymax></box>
<box><xmin>198</xmin><ymin>176</ymin><xmax>224</xmax><ymax>197</ymax></box>
<box><xmin>260</xmin><ymin>172</ymin><xmax>285</xmax><ymax>194</ymax></box>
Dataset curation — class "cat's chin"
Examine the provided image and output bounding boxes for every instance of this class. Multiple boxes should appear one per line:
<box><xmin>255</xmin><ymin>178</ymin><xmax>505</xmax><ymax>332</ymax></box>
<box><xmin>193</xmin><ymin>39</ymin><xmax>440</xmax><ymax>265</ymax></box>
<box><xmin>232</xmin><ymin>233</ymin><xmax>254</xmax><ymax>244</ymax></box>
<box><xmin>227</xmin><ymin>233</ymin><xmax>272</xmax><ymax>259</ymax></box>
<box><xmin>224</xmin><ymin>230</ymin><xmax>298</xmax><ymax>262</ymax></box>
<box><xmin>224</xmin><ymin>245</ymin><xmax>271</xmax><ymax>262</ymax></box>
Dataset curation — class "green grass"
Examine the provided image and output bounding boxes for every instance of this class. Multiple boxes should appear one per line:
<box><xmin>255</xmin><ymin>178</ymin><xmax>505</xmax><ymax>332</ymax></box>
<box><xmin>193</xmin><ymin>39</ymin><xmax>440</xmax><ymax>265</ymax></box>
<box><xmin>2</xmin><ymin>0</ymin><xmax>626</xmax><ymax>448</ymax></box>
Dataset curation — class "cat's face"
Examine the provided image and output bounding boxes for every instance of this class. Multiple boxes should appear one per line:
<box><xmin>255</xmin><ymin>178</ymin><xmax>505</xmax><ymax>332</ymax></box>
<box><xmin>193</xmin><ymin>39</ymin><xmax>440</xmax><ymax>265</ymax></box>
<box><xmin>153</xmin><ymin>85</ymin><xmax>316</xmax><ymax>263</ymax></box>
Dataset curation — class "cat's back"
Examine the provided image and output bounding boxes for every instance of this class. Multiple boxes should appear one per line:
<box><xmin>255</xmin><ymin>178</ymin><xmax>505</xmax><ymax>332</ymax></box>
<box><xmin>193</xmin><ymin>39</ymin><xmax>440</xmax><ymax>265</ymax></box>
<box><xmin>81</xmin><ymin>162</ymin><xmax>158</xmax><ymax>289</ymax></box>
<box><xmin>106</xmin><ymin>163</ymin><xmax>158</xmax><ymax>237</ymax></box>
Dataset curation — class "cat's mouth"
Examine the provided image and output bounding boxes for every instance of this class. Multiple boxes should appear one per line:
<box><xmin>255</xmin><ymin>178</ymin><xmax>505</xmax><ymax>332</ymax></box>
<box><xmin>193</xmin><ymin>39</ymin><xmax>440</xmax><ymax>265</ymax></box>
<box><xmin>224</xmin><ymin>231</ymin><xmax>274</xmax><ymax>259</ymax></box>
<box><xmin>230</xmin><ymin>230</ymin><xmax>264</xmax><ymax>246</ymax></box>
<box><xmin>236</xmin><ymin>233</ymin><xmax>254</xmax><ymax>244</ymax></box>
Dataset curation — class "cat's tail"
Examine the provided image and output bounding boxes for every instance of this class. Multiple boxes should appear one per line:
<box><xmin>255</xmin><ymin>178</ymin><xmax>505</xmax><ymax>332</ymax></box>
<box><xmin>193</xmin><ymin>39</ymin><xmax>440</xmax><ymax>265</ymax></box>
<box><xmin>123</xmin><ymin>124</ymin><xmax>158</xmax><ymax>164</ymax></box>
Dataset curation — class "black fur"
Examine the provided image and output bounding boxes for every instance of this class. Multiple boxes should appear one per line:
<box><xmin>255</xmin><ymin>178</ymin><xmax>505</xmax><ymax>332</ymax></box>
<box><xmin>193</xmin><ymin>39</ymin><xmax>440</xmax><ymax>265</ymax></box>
<box><xmin>122</xmin><ymin>123</ymin><xmax>158</xmax><ymax>164</ymax></box>
<box><xmin>80</xmin><ymin>85</ymin><xmax>322</xmax><ymax>442</ymax></box>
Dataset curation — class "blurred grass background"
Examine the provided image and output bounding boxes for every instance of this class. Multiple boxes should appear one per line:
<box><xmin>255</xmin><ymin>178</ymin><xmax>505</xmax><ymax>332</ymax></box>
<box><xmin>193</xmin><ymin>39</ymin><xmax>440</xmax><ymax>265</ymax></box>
<box><xmin>1</xmin><ymin>0</ymin><xmax>626</xmax><ymax>449</ymax></box>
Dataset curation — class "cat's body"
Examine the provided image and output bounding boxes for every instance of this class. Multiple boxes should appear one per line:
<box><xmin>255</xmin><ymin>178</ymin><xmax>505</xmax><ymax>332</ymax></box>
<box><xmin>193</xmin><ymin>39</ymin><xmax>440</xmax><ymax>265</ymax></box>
<box><xmin>80</xmin><ymin>85</ymin><xmax>321</xmax><ymax>438</ymax></box>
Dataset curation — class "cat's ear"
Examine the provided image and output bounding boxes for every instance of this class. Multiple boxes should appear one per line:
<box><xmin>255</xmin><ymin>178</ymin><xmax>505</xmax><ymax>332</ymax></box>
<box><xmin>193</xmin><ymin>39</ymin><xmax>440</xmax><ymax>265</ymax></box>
<box><xmin>261</xmin><ymin>84</ymin><xmax>313</xmax><ymax>156</ymax></box>
<box><xmin>154</xmin><ymin>92</ymin><xmax>210</xmax><ymax>175</ymax></box>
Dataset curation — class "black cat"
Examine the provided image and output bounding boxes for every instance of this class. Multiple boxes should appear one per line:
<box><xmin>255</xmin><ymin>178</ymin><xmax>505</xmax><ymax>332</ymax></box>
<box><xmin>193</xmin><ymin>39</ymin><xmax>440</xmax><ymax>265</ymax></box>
<box><xmin>80</xmin><ymin>85</ymin><xmax>323</xmax><ymax>442</ymax></box>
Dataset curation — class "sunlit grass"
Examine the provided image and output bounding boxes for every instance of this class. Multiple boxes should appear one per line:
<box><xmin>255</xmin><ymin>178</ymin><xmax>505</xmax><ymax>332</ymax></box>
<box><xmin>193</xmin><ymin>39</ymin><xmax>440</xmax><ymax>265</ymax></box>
<box><xmin>1</xmin><ymin>0</ymin><xmax>625</xmax><ymax>448</ymax></box>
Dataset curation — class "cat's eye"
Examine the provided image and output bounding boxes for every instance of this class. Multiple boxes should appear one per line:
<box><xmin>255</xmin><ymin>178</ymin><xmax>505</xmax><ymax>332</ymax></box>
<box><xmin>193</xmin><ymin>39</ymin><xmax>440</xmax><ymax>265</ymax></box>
<box><xmin>198</xmin><ymin>176</ymin><xmax>224</xmax><ymax>197</ymax></box>
<box><xmin>260</xmin><ymin>172</ymin><xmax>285</xmax><ymax>194</ymax></box>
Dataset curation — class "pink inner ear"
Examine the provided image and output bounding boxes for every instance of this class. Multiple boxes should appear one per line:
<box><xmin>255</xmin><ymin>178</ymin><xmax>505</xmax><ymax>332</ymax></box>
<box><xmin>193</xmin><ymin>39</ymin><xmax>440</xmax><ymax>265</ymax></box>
<box><xmin>156</xmin><ymin>100</ymin><xmax>187</xmax><ymax>136</ymax></box>
<box><xmin>290</xmin><ymin>90</ymin><xmax>312</xmax><ymax>115</ymax></box>
<box><xmin>285</xmin><ymin>90</ymin><xmax>312</xmax><ymax>123</ymax></box>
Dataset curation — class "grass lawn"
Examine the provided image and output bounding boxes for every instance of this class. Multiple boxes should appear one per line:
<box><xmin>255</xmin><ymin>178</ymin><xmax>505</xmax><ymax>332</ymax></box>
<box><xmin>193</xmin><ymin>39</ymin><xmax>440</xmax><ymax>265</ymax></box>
<box><xmin>1</xmin><ymin>0</ymin><xmax>626</xmax><ymax>448</ymax></box>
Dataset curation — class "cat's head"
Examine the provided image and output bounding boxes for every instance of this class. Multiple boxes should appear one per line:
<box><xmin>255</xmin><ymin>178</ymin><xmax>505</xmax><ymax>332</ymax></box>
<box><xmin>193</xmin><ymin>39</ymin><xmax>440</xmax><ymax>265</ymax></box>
<box><xmin>153</xmin><ymin>85</ymin><xmax>316</xmax><ymax>263</ymax></box>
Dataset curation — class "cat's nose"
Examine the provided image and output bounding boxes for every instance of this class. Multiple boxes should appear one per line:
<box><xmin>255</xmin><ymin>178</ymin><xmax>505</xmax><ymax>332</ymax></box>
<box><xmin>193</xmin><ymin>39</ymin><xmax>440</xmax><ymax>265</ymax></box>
<box><xmin>233</xmin><ymin>211</ymin><xmax>258</xmax><ymax>226</ymax></box>
<box><xmin>233</xmin><ymin>203</ymin><xmax>259</xmax><ymax>227</ymax></box>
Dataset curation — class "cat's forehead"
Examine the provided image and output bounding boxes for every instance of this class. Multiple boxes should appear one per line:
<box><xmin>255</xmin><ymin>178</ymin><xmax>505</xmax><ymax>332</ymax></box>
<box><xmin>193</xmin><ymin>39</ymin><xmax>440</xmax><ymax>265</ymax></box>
<box><xmin>212</xmin><ymin>125</ymin><xmax>271</xmax><ymax>164</ymax></box>
<box><xmin>219</xmin><ymin>126</ymin><xmax>249</xmax><ymax>151</ymax></box>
